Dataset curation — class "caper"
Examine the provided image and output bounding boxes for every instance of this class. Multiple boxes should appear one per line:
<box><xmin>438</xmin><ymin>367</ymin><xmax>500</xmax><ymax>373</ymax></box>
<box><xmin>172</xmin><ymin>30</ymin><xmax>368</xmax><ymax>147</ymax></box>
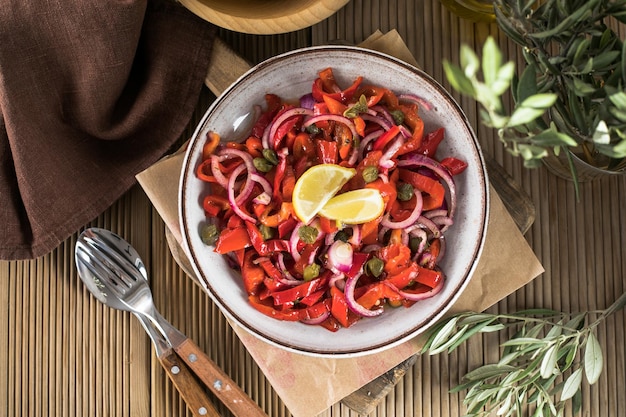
<box><xmin>306</xmin><ymin>124</ymin><xmax>320</xmax><ymax>134</ymax></box>
<box><xmin>303</xmin><ymin>263</ymin><xmax>321</xmax><ymax>281</ymax></box>
<box><xmin>262</xmin><ymin>148</ymin><xmax>279</xmax><ymax>165</ymax></box>
<box><xmin>366</xmin><ymin>257</ymin><xmax>384</xmax><ymax>277</ymax></box>
<box><xmin>253</xmin><ymin>157</ymin><xmax>274</xmax><ymax>172</ymax></box>
<box><xmin>391</xmin><ymin>110</ymin><xmax>405</xmax><ymax>125</ymax></box>
<box><xmin>362</xmin><ymin>165</ymin><xmax>379</xmax><ymax>183</ymax></box>
<box><xmin>298</xmin><ymin>225</ymin><xmax>319</xmax><ymax>244</ymax></box>
<box><xmin>397</xmin><ymin>182</ymin><xmax>414</xmax><ymax>201</ymax></box>
<box><xmin>200</xmin><ymin>224</ymin><xmax>219</xmax><ymax>245</ymax></box>
<box><xmin>259</xmin><ymin>224</ymin><xmax>275</xmax><ymax>240</ymax></box>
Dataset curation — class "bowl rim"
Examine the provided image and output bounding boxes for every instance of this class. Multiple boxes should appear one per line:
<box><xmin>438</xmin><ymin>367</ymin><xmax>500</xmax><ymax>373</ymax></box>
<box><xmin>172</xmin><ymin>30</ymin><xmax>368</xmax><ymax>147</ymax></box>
<box><xmin>179</xmin><ymin>45</ymin><xmax>490</xmax><ymax>357</ymax></box>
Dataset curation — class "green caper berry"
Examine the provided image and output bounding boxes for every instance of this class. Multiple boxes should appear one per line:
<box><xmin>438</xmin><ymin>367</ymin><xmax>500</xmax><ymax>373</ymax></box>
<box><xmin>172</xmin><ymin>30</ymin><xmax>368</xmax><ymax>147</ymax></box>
<box><xmin>262</xmin><ymin>148</ymin><xmax>279</xmax><ymax>165</ymax></box>
<box><xmin>259</xmin><ymin>224</ymin><xmax>275</xmax><ymax>240</ymax></box>
<box><xmin>200</xmin><ymin>224</ymin><xmax>219</xmax><ymax>245</ymax></box>
<box><xmin>334</xmin><ymin>230</ymin><xmax>350</xmax><ymax>242</ymax></box>
<box><xmin>409</xmin><ymin>236</ymin><xmax>422</xmax><ymax>253</ymax></box>
<box><xmin>362</xmin><ymin>166</ymin><xmax>379</xmax><ymax>183</ymax></box>
<box><xmin>366</xmin><ymin>257</ymin><xmax>385</xmax><ymax>277</ymax></box>
<box><xmin>397</xmin><ymin>182</ymin><xmax>414</xmax><ymax>201</ymax></box>
<box><xmin>391</xmin><ymin>110</ymin><xmax>405</xmax><ymax>125</ymax></box>
<box><xmin>306</xmin><ymin>124</ymin><xmax>320</xmax><ymax>134</ymax></box>
<box><xmin>253</xmin><ymin>157</ymin><xmax>274</xmax><ymax>172</ymax></box>
<box><xmin>303</xmin><ymin>263</ymin><xmax>321</xmax><ymax>281</ymax></box>
<box><xmin>298</xmin><ymin>225</ymin><xmax>319</xmax><ymax>244</ymax></box>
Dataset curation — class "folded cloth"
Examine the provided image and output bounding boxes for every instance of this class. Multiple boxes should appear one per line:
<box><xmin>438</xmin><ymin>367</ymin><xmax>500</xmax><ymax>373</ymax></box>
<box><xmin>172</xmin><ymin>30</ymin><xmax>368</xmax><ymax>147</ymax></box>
<box><xmin>0</xmin><ymin>0</ymin><xmax>216</xmax><ymax>260</ymax></box>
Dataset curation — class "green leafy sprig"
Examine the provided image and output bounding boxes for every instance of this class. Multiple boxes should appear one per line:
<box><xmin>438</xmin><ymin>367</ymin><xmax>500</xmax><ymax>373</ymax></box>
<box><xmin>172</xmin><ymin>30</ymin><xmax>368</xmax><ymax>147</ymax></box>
<box><xmin>421</xmin><ymin>290</ymin><xmax>626</xmax><ymax>417</ymax></box>
<box><xmin>443</xmin><ymin>0</ymin><xmax>626</xmax><ymax>175</ymax></box>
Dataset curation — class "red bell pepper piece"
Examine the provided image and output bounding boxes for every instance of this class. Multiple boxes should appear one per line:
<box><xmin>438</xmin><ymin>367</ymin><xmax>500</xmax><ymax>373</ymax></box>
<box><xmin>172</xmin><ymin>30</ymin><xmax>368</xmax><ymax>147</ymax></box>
<box><xmin>372</xmin><ymin>125</ymin><xmax>401</xmax><ymax>151</ymax></box>
<box><xmin>277</xmin><ymin>216</ymin><xmax>298</xmax><ymax>239</ymax></box>
<box><xmin>346</xmin><ymin>252</ymin><xmax>369</xmax><ymax>279</ymax></box>
<box><xmin>378</xmin><ymin>243</ymin><xmax>412</xmax><ymax>276</ymax></box>
<box><xmin>312</xmin><ymin>68</ymin><xmax>363</xmax><ymax>104</ymax></box>
<box><xmin>214</xmin><ymin>227</ymin><xmax>251</xmax><ymax>254</ymax></box>
<box><xmin>251</xmin><ymin>94</ymin><xmax>282</xmax><ymax>138</ymax></box>
<box><xmin>293</xmin><ymin>240</ymin><xmax>323</xmax><ymax>276</ymax></box>
<box><xmin>440</xmin><ymin>157</ymin><xmax>468</xmax><ymax>175</ymax></box>
<box><xmin>240</xmin><ymin>250</ymin><xmax>265</xmax><ymax>295</ymax></box>
<box><xmin>245</xmin><ymin>222</ymin><xmax>289</xmax><ymax>256</ymax></box>
<box><xmin>315</xmin><ymin>139</ymin><xmax>338</xmax><ymax>164</ymax></box>
<box><xmin>414</xmin><ymin>264</ymin><xmax>443</xmax><ymax>289</ymax></box>
<box><xmin>248</xmin><ymin>295</ymin><xmax>302</xmax><ymax>321</ymax></box>
<box><xmin>202</xmin><ymin>195</ymin><xmax>230</xmax><ymax>217</ymax></box>
<box><xmin>356</xmin><ymin>282</ymin><xmax>403</xmax><ymax>310</ymax></box>
<box><xmin>201</xmin><ymin>131</ymin><xmax>221</xmax><ymax>160</ymax></box>
<box><xmin>330</xmin><ymin>287</ymin><xmax>350</xmax><ymax>328</ymax></box>
<box><xmin>272</xmin><ymin>155</ymin><xmax>287</xmax><ymax>203</ymax></box>
<box><xmin>385</xmin><ymin>261</ymin><xmax>419</xmax><ymax>289</ymax></box>
<box><xmin>417</xmin><ymin>127</ymin><xmax>445</xmax><ymax>157</ymax></box>
<box><xmin>272</xmin><ymin>275</ymin><xmax>328</xmax><ymax>305</ymax></box>
<box><xmin>399</xmin><ymin>168</ymin><xmax>445</xmax><ymax>211</ymax></box>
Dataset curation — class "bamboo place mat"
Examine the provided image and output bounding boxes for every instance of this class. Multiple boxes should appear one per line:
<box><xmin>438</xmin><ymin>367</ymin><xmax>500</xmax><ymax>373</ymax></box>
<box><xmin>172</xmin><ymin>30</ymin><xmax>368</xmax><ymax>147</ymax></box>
<box><xmin>2</xmin><ymin>1</ymin><xmax>625</xmax><ymax>416</ymax></box>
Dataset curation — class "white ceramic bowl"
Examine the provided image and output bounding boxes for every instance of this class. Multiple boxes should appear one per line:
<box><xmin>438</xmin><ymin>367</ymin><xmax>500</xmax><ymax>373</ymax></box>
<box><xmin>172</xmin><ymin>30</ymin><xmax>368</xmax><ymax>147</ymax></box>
<box><xmin>179</xmin><ymin>45</ymin><xmax>489</xmax><ymax>357</ymax></box>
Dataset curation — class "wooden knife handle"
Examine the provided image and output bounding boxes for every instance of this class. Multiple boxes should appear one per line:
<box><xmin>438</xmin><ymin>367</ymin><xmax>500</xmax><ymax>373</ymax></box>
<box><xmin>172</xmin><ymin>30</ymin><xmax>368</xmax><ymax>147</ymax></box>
<box><xmin>159</xmin><ymin>350</ymin><xmax>221</xmax><ymax>417</ymax></box>
<box><xmin>175</xmin><ymin>338</ymin><xmax>268</xmax><ymax>417</ymax></box>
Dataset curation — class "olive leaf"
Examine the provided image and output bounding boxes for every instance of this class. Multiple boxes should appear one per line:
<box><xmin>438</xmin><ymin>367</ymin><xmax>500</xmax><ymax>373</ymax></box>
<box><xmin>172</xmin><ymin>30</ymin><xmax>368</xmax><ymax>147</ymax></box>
<box><xmin>561</xmin><ymin>368</ymin><xmax>583</xmax><ymax>401</ymax></box>
<box><xmin>584</xmin><ymin>332</ymin><xmax>603</xmax><ymax>384</ymax></box>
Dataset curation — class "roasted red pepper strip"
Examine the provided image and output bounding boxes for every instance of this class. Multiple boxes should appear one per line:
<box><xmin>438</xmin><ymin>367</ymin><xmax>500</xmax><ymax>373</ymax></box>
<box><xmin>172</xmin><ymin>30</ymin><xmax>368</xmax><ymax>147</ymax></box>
<box><xmin>272</xmin><ymin>275</ymin><xmax>328</xmax><ymax>305</ymax></box>
<box><xmin>330</xmin><ymin>287</ymin><xmax>350</xmax><ymax>328</ymax></box>
<box><xmin>414</xmin><ymin>264</ymin><xmax>443</xmax><ymax>289</ymax></box>
<box><xmin>245</xmin><ymin>222</ymin><xmax>290</xmax><ymax>256</ymax></box>
<box><xmin>201</xmin><ymin>131</ymin><xmax>221</xmax><ymax>160</ymax></box>
<box><xmin>417</xmin><ymin>127</ymin><xmax>445</xmax><ymax>157</ymax></box>
<box><xmin>356</xmin><ymin>282</ymin><xmax>403</xmax><ymax>310</ymax></box>
<box><xmin>372</xmin><ymin>125</ymin><xmax>401</xmax><ymax>151</ymax></box>
<box><xmin>251</xmin><ymin>94</ymin><xmax>282</xmax><ymax>138</ymax></box>
<box><xmin>315</xmin><ymin>139</ymin><xmax>338</xmax><ymax>164</ymax></box>
<box><xmin>399</xmin><ymin>168</ymin><xmax>445</xmax><ymax>210</ymax></box>
<box><xmin>214</xmin><ymin>227</ymin><xmax>251</xmax><ymax>254</ymax></box>
<box><xmin>202</xmin><ymin>195</ymin><xmax>229</xmax><ymax>217</ymax></box>
<box><xmin>440</xmin><ymin>157</ymin><xmax>468</xmax><ymax>175</ymax></box>
<box><xmin>240</xmin><ymin>250</ymin><xmax>265</xmax><ymax>295</ymax></box>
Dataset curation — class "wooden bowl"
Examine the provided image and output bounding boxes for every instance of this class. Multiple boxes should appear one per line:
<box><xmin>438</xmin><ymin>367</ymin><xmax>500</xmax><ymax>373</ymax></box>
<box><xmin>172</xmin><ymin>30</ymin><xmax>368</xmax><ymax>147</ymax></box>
<box><xmin>178</xmin><ymin>0</ymin><xmax>350</xmax><ymax>34</ymax></box>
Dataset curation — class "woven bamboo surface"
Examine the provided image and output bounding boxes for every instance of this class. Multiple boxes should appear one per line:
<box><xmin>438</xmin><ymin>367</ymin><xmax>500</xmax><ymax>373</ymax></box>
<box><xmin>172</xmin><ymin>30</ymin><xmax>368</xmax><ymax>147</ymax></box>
<box><xmin>2</xmin><ymin>1</ymin><xmax>625</xmax><ymax>416</ymax></box>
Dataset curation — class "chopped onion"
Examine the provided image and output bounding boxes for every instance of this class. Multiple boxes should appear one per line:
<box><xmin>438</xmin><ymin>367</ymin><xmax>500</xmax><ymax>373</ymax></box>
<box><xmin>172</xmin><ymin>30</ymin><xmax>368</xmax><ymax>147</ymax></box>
<box><xmin>276</xmin><ymin>253</ymin><xmax>303</xmax><ymax>286</ymax></box>
<box><xmin>327</xmin><ymin>240</ymin><xmax>353</xmax><ymax>274</ymax></box>
<box><xmin>344</xmin><ymin>272</ymin><xmax>384</xmax><ymax>317</ymax></box>
<box><xmin>357</xmin><ymin>129</ymin><xmax>383</xmax><ymax>161</ymax></box>
<box><xmin>299</xmin><ymin>93</ymin><xmax>315</xmax><ymax>109</ymax></box>
<box><xmin>289</xmin><ymin>222</ymin><xmax>304</xmax><ymax>262</ymax></box>
<box><xmin>379</xmin><ymin>136</ymin><xmax>404</xmax><ymax>169</ymax></box>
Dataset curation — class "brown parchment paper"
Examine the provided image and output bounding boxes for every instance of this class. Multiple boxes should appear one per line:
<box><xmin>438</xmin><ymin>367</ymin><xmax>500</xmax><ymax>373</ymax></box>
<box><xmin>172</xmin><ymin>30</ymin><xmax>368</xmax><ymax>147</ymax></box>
<box><xmin>136</xmin><ymin>31</ymin><xmax>544</xmax><ymax>417</ymax></box>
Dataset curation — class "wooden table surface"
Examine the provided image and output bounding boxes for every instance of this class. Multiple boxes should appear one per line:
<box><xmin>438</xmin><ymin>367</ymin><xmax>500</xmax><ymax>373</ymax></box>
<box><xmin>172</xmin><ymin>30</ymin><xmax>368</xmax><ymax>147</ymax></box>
<box><xmin>2</xmin><ymin>1</ymin><xmax>625</xmax><ymax>416</ymax></box>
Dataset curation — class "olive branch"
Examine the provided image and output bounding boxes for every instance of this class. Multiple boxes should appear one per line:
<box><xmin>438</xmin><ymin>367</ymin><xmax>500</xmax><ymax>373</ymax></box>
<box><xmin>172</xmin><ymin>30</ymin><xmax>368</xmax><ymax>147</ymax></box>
<box><xmin>420</xmin><ymin>290</ymin><xmax>626</xmax><ymax>417</ymax></box>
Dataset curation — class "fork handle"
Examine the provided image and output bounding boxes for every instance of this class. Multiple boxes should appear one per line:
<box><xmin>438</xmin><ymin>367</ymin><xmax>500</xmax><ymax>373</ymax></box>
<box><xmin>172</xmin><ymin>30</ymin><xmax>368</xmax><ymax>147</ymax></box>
<box><xmin>159</xmin><ymin>350</ymin><xmax>221</xmax><ymax>417</ymax></box>
<box><xmin>175</xmin><ymin>338</ymin><xmax>267</xmax><ymax>417</ymax></box>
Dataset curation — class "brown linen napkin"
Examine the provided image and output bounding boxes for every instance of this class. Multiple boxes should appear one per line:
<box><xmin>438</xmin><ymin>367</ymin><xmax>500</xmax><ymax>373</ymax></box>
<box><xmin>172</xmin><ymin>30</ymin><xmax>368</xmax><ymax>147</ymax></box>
<box><xmin>137</xmin><ymin>30</ymin><xmax>544</xmax><ymax>417</ymax></box>
<box><xmin>0</xmin><ymin>0</ymin><xmax>216</xmax><ymax>260</ymax></box>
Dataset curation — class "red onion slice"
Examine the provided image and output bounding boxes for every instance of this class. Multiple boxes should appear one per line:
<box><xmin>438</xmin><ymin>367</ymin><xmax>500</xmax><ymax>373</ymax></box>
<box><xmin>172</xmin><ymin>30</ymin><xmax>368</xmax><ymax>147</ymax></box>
<box><xmin>227</xmin><ymin>164</ymin><xmax>256</xmax><ymax>223</ymax></box>
<box><xmin>344</xmin><ymin>272</ymin><xmax>384</xmax><ymax>317</ymax></box>
<box><xmin>381</xmin><ymin>190</ymin><xmax>423</xmax><ymax>229</ymax></box>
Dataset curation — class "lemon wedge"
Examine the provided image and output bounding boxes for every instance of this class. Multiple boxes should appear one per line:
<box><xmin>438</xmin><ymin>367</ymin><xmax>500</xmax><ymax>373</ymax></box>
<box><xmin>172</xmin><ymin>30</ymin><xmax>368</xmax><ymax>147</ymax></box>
<box><xmin>319</xmin><ymin>188</ymin><xmax>385</xmax><ymax>224</ymax></box>
<box><xmin>292</xmin><ymin>164</ymin><xmax>356</xmax><ymax>224</ymax></box>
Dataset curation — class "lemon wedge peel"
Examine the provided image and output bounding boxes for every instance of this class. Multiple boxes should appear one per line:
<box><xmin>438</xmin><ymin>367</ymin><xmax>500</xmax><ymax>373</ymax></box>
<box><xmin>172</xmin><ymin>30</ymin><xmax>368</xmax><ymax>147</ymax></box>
<box><xmin>319</xmin><ymin>188</ymin><xmax>385</xmax><ymax>224</ymax></box>
<box><xmin>292</xmin><ymin>164</ymin><xmax>356</xmax><ymax>224</ymax></box>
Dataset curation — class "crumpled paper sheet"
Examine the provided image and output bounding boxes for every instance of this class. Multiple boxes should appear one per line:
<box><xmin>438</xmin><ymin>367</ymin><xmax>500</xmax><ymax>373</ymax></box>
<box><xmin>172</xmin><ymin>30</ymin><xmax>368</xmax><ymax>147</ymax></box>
<box><xmin>137</xmin><ymin>30</ymin><xmax>544</xmax><ymax>417</ymax></box>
